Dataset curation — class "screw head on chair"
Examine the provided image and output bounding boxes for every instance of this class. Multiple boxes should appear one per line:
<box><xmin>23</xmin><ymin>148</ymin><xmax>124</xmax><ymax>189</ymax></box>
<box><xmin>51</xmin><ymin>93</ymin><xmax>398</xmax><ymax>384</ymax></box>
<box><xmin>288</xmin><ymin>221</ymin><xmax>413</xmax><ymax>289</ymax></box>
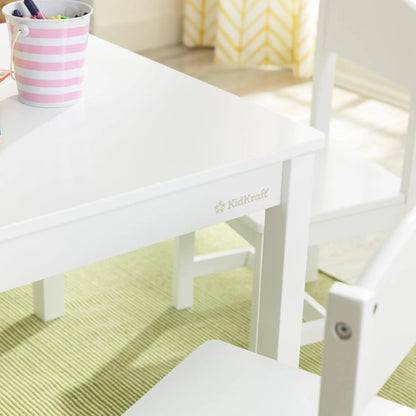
<box><xmin>335</xmin><ymin>322</ymin><xmax>352</xmax><ymax>340</ymax></box>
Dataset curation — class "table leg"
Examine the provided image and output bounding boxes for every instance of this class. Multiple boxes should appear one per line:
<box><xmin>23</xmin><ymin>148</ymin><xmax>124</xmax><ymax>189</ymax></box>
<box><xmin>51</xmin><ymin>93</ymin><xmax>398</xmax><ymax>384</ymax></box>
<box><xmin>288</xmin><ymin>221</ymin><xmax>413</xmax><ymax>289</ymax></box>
<box><xmin>33</xmin><ymin>275</ymin><xmax>65</xmax><ymax>322</ymax></box>
<box><xmin>173</xmin><ymin>233</ymin><xmax>195</xmax><ymax>309</ymax></box>
<box><xmin>255</xmin><ymin>154</ymin><xmax>315</xmax><ymax>366</ymax></box>
<box><xmin>249</xmin><ymin>232</ymin><xmax>263</xmax><ymax>352</ymax></box>
<box><xmin>306</xmin><ymin>245</ymin><xmax>320</xmax><ymax>283</ymax></box>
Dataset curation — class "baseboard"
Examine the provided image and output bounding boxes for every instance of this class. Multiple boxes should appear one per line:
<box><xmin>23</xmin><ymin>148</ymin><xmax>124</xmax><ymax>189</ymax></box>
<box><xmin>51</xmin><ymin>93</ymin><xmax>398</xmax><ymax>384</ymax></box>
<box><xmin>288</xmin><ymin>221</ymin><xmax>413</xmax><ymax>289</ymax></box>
<box><xmin>93</xmin><ymin>14</ymin><xmax>184</xmax><ymax>52</ymax></box>
<box><xmin>335</xmin><ymin>57</ymin><xmax>410</xmax><ymax>109</ymax></box>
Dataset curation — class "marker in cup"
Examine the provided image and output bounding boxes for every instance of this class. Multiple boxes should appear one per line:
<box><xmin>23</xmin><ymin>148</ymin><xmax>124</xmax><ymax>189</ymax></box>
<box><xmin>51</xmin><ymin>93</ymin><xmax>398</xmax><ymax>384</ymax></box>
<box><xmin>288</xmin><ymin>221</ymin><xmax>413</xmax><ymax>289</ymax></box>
<box><xmin>23</xmin><ymin>0</ymin><xmax>46</xmax><ymax>19</ymax></box>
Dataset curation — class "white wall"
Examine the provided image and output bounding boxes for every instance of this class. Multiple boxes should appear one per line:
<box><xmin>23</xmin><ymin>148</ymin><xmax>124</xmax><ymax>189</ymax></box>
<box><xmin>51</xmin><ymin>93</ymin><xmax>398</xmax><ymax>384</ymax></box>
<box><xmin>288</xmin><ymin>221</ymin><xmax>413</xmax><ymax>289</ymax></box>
<box><xmin>91</xmin><ymin>0</ymin><xmax>184</xmax><ymax>52</ymax></box>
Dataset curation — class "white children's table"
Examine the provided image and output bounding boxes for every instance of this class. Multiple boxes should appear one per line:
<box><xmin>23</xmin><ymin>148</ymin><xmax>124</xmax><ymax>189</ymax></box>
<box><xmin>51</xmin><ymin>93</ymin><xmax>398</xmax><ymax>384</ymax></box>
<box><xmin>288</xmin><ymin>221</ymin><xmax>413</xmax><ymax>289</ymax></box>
<box><xmin>0</xmin><ymin>23</ymin><xmax>323</xmax><ymax>366</ymax></box>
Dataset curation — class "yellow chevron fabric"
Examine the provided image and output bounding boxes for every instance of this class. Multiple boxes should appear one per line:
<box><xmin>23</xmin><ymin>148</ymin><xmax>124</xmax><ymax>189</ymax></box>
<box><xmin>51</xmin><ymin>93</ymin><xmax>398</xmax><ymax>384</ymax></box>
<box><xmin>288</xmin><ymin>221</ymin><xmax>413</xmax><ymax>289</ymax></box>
<box><xmin>184</xmin><ymin>0</ymin><xmax>219</xmax><ymax>46</ymax></box>
<box><xmin>292</xmin><ymin>0</ymin><xmax>319</xmax><ymax>78</ymax></box>
<box><xmin>184</xmin><ymin>0</ymin><xmax>319</xmax><ymax>78</ymax></box>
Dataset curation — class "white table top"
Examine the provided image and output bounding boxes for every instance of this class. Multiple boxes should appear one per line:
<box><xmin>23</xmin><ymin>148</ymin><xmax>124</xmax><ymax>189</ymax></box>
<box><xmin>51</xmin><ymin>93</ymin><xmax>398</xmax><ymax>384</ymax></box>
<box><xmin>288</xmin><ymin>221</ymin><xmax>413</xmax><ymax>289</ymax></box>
<box><xmin>0</xmin><ymin>24</ymin><xmax>323</xmax><ymax>243</ymax></box>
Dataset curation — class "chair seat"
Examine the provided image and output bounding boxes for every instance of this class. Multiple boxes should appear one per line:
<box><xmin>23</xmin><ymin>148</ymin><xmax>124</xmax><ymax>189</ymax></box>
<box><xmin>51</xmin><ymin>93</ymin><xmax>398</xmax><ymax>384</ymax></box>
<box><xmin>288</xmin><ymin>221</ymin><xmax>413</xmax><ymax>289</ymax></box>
<box><xmin>123</xmin><ymin>341</ymin><xmax>413</xmax><ymax>416</ymax></box>
<box><xmin>233</xmin><ymin>140</ymin><xmax>403</xmax><ymax>235</ymax></box>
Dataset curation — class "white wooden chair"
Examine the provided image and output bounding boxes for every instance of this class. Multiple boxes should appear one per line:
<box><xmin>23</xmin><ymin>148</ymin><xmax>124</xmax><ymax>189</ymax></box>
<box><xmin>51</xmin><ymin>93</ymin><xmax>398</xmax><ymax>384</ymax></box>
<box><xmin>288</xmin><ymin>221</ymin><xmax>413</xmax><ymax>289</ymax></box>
<box><xmin>173</xmin><ymin>0</ymin><xmax>416</xmax><ymax>351</ymax></box>
<box><xmin>124</xmin><ymin>206</ymin><xmax>416</xmax><ymax>416</ymax></box>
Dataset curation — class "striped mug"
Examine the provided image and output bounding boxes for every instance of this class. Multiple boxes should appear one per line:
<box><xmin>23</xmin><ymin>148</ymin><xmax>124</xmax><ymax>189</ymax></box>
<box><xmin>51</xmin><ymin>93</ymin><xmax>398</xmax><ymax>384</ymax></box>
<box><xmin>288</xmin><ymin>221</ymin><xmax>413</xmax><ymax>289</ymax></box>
<box><xmin>2</xmin><ymin>0</ymin><xmax>92</xmax><ymax>107</ymax></box>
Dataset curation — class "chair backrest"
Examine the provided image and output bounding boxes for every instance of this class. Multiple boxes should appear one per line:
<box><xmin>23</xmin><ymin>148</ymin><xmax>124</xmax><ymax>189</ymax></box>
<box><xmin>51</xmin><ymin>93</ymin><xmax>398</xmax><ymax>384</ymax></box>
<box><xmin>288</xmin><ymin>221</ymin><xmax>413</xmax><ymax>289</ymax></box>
<box><xmin>312</xmin><ymin>0</ymin><xmax>416</xmax><ymax>132</ymax></box>
<box><xmin>325</xmin><ymin>0</ymin><xmax>416</xmax><ymax>91</ymax></box>
<box><xmin>319</xmin><ymin>206</ymin><xmax>416</xmax><ymax>416</ymax></box>
<box><xmin>310</xmin><ymin>0</ymin><xmax>416</xmax><ymax>208</ymax></box>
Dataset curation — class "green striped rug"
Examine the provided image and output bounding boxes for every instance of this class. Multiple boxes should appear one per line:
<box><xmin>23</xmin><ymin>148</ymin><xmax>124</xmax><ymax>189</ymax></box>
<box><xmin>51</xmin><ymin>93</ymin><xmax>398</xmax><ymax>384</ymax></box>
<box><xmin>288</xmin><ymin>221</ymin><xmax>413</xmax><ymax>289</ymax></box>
<box><xmin>0</xmin><ymin>224</ymin><xmax>415</xmax><ymax>415</ymax></box>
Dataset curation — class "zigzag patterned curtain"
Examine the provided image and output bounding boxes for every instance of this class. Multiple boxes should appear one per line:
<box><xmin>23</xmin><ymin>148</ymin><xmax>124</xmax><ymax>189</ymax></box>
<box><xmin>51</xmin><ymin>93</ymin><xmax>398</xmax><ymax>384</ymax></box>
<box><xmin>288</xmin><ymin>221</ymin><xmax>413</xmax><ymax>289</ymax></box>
<box><xmin>183</xmin><ymin>0</ymin><xmax>319</xmax><ymax>78</ymax></box>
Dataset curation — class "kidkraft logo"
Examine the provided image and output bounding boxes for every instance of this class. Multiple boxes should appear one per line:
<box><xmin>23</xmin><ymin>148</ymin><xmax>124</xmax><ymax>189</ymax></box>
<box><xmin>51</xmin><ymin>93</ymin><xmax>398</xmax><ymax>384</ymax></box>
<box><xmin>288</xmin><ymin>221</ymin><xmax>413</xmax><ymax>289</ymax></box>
<box><xmin>215</xmin><ymin>188</ymin><xmax>269</xmax><ymax>214</ymax></box>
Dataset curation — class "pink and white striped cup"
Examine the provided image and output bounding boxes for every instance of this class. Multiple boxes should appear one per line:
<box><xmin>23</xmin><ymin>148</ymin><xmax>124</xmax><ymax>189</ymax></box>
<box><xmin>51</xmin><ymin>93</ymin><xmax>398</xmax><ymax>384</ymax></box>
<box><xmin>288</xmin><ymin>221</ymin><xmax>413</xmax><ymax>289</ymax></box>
<box><xmin>2</xmin><ymin>0</ymin><xmax>92</xmax><ymax>107</ymax></box>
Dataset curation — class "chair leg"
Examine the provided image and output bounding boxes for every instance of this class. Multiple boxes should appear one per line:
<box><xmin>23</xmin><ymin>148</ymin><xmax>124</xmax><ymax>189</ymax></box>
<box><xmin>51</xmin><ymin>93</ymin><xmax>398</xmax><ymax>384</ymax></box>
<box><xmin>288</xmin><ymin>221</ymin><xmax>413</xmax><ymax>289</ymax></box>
<box><xmin>33</xmin><ymin>275</ymin><xmax>65</xmax><ymax>322</ymax></box>
<box><xmin>173</xmin><ymin>233</ymin><xmax>195</xmax><ymax>310</ymax></box>
<box><xmin>249</xmin><ymin>233</ymin><xmax>263</xmax><ymax>352</ymax></box>
<box><xmin>305</xmin><ymin>245</ymin><xmax>319</xmax><ymax>283</ymax></box>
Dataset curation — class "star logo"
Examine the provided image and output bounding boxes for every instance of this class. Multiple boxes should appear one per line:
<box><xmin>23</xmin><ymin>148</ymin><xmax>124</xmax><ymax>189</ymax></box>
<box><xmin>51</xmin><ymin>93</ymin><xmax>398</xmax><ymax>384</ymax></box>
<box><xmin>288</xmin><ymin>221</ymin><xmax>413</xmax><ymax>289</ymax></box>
<box><xmin>215</xmin><ymin>200</ymin><xmax>226</xmax><ymax>214</ymax></box>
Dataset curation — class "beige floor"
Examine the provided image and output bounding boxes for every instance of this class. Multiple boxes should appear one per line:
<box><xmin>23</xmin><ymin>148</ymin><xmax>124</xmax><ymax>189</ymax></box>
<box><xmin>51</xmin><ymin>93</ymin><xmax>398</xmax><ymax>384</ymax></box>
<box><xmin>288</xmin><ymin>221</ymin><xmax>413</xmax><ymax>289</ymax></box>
<box><xmin>141</xmin><ymin>45</ymin><xmax>408</xmax><ymax>282</ymax></box>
